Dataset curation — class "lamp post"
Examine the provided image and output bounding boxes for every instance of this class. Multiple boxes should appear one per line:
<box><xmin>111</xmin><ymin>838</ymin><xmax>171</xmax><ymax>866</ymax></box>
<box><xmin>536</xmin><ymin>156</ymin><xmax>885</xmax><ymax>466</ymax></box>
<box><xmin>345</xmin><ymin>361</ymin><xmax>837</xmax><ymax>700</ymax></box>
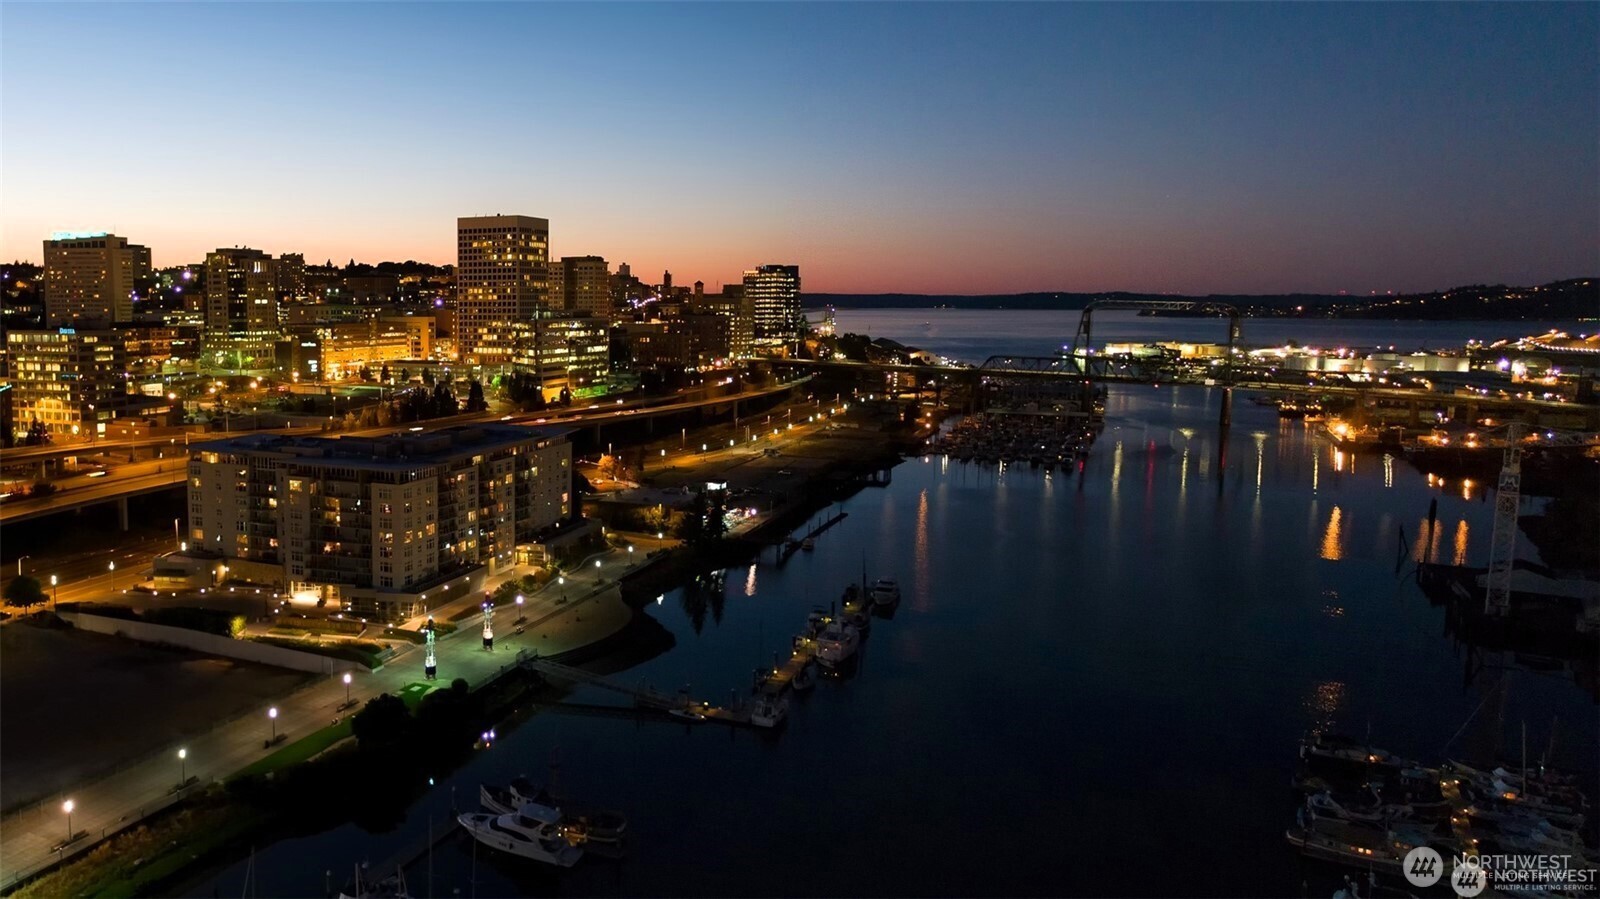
<box><xmin>268</xmin><ymin>706</ymin><xmax>278</xmax><ymax>743</ymax></box>
<box><xmin>17</xmin><ymin>556</ymin><xmax>29</xmax><ymax>577</ymax></box>
<box><xmin>62</xmin><ymin>799</ymin><xmax>74</xmax><ymax>843</ymax></box>
<box><xmin>173</xmin><ymin>518</ymin><xmax>181</xmax><ymax>552</ymax></box>
<box><xmin>177</xmin><ymin>749</ymin><xmax>187</xmax><ymax>787</ymax></box>
<box><xmin>515</xmin><ymin>594</ymin><xmax>524</xmax><ymax>625</ymax></box>
<box><xmin>49</xmin><ymin>575</ymin><xmax>58</xmax><ymax>612</ymax></box>
<box><xmin>108</xmin><ymin>560</ymin><xmax>116</xmax><ymax>592</ymax></box>
<box><xmin>342</xmin><ymin>672</ymin><xmax>352</xmax><ymax>706</ymax></box>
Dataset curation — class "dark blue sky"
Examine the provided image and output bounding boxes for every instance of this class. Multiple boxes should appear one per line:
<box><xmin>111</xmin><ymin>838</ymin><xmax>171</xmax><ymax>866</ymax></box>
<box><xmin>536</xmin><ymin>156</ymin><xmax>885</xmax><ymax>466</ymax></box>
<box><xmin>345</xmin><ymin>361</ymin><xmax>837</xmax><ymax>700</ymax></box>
<box><xmin>3</xmin><ymin>2</ymin><xmax>1594</xmax><ymax>294</ymax></box>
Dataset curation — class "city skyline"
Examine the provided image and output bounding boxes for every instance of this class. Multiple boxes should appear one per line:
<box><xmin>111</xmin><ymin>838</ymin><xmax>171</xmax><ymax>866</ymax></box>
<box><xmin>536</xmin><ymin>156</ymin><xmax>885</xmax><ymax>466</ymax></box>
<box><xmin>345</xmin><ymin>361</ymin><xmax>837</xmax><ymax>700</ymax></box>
<box><xmin>3</xmin><ymin>3</ymin><xmax>1597</xmax><ymax>295</ymax></box>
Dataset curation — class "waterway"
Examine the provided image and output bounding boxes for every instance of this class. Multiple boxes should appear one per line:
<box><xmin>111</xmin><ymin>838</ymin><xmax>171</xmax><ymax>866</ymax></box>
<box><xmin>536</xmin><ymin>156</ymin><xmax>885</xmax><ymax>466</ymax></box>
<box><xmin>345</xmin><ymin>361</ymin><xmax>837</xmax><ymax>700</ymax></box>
<box><xmin>830</xmin><ymin>308</ymin><xmax>1591</xmax><ymax>364</ymax></box>
<box><xmin>186</xmin><ymin>314</ymin><xmax>1597</xmax><ymax>898</ymax></box>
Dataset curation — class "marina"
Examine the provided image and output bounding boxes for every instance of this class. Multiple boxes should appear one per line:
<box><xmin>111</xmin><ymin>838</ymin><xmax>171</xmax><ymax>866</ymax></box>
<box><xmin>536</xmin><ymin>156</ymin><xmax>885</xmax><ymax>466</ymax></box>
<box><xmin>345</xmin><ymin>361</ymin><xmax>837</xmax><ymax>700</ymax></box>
<box><xmin>178</xmin><ymin>378</ymin><xmax>1599</xmax><ymax>899</ymax></box>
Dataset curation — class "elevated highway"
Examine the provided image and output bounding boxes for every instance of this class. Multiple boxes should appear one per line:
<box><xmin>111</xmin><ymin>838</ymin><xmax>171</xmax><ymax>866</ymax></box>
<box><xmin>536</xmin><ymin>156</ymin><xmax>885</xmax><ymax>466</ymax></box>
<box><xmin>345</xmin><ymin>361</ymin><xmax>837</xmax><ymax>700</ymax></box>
<box><xmin>0</xmin><ymin>377</ymin><xmax>810</xmax><ymax>528</ymax></box>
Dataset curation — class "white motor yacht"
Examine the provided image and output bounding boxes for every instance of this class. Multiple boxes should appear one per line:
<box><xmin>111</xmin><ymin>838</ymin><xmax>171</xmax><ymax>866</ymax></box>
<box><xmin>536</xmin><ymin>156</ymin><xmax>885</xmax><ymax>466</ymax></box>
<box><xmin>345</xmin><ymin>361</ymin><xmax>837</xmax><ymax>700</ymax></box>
<box><xmin>815</xmin><ymin>620</ymin><xmax>860</xmax><ymax>668</ymax></box>
<box><xmin>869</xmin><ymin>578</ymin><xmax>901</xmax><ymax>606</ymax></box>
<box><xmin>750</xmin><ymin>695</ymin><xmax>789</xmax><ymax>728</ymax></box>
<box><xmin>458</xmin><ymin>804</ymin><xmax>583</xmax><ymax>867</ymax></box>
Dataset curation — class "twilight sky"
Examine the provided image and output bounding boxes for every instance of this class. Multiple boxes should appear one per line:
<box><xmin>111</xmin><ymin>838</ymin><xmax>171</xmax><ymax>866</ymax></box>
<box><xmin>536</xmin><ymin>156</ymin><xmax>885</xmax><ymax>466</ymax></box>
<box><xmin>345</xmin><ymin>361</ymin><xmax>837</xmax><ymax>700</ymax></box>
<box><xmin>2</xmin><ymin>2</ymin><xmax>1595</xmax><ymax>295</ymax></box>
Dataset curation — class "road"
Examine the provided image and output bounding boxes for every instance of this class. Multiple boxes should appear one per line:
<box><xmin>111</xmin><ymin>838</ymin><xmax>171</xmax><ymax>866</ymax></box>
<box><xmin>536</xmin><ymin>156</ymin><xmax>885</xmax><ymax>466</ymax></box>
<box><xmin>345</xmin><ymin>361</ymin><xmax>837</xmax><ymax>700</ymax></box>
<box><xmin>0</xmin><ymin>378</ymin><xmax>811</xmax><ymax>528</ymax></box>
<box><xmin>0</xmin><ymin>545</ymin><xmax>649</xmax><ymax>891</ymax></box>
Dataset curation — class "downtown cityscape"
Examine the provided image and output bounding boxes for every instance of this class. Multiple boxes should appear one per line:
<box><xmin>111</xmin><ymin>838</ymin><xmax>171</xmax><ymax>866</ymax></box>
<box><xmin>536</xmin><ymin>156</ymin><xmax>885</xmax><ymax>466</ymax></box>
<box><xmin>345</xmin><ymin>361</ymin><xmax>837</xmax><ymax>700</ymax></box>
<box><xmin>1</xmin><ymin>3</ymin><xmax>1598</xmax><ymax>898</ymax></box>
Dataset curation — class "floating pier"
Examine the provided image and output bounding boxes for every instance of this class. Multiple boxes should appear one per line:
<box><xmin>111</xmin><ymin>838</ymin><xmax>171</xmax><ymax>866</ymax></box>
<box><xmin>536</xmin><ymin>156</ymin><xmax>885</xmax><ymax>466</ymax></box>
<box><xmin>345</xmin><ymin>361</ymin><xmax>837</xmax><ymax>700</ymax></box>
<box><xmin>777</xmin><ymin>511</ymin><xmax>850</xmax><ymax>564</ymax></box>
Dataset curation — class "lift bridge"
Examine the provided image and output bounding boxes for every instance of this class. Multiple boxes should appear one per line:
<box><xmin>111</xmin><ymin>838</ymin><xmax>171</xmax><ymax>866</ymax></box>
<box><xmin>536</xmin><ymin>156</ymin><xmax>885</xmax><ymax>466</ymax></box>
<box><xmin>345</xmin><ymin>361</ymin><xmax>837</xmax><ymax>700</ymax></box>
<box><xmin>978</xmin><ymin>299</ymin><xmax>1243</xmax><ymax>383</ymax></box>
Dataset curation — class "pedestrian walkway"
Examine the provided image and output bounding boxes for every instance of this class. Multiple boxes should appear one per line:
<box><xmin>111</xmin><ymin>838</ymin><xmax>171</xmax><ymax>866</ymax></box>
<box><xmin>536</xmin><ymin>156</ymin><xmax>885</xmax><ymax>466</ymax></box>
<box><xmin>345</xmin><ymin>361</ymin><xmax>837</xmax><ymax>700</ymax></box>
<box><xmin>0</xmin><ymin>547</ymin><xmax>644</xmax><ymax>891</ymax></box>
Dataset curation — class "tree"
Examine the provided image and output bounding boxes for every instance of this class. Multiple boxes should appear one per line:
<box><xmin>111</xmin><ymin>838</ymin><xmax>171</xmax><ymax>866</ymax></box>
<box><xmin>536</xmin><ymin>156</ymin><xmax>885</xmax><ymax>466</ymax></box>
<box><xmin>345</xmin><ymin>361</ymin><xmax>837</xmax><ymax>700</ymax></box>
<box><xmin>23</xmin><ymin>419</ymin><xmax>50</xmax><ymax>446</ymax></box>
<box><xmin>557</xmin><ymin>387</ymin><xmax>571</xmax><ymax>407</ymax></box>
<box><xmin>465</xmin><ymin>379</ymin><xmax>488</xmax><ymax>413</ymax></box>
<box><xmin>359</xmin><ymin>365</ymin><xmax>374</xmax><ymax>382</ymax></box>
<box><xmin>421</xmin><ymin>368</ymin><xmax>435</xmax><ymax>387</ymax></box>
<box><xmin>3</xmin><ymin>575</ymin><xmax>45</xmax><ymax>611</ymax></box>
<box><xmin>351</xmin><ymin>693</ymin><xmax>412</xmax><ymax>748</ymax></box>
<box><xmin>380</xmin><ymin>362</ymin><xmax>391</xmax><ymax>384</ymax></box>
<box><xmin>431</xmin><ymin>381</ymin><xmax>459</xmax><ymax>417</ymax></box>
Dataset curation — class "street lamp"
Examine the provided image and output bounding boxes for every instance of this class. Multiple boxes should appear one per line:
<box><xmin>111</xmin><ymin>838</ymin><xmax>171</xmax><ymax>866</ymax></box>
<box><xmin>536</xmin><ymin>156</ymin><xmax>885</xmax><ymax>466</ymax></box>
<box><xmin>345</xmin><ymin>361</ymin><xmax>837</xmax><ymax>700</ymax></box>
<box><xmin>342</xmin><ymin>672</ymin><xmax>352</xmax><ymax>706</ymax></box>
<box><xmin>108</xmin><ymin>561</ymin><xmax>115</xmax><ymax>592</ymax></box>
<box><xmin>17</xmin><ymin>556</ymin><xmax>29</xmax><ymax>577</ymax></box>
<box><xmin>62</xmin><ymin>799</ymin><xmax>74</xmax><ymax>842</ymax></box>
<box><xmin>49</xmin><ymin>575</ymin><xmax>57</xmax><ymax>612</ymax></box>
<box><xmin>268</xmin><ymin>706</ymin><xmax>278</xmax><ymax>743</ymax></box>
<box><xmin>177</xmin><ymin>749</ymin><xmax>187</xmax><ymax>787</ymax></box>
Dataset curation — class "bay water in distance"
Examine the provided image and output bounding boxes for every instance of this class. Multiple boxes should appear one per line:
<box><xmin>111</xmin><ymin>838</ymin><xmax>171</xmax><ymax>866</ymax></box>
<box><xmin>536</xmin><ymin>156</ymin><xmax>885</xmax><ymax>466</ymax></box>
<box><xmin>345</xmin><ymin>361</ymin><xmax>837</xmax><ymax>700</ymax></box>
<box><xmin>188</xmin><ymin>311</ymin><xmax>1597</xmax><ymax>897</ymax></box>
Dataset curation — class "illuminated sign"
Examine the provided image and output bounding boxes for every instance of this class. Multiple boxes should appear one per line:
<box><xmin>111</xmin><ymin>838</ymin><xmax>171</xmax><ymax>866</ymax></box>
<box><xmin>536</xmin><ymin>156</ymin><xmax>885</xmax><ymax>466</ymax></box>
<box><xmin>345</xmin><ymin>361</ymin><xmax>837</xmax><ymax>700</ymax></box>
<box><xmin>50</xmin><ymin>231</ymin><xmax>111</xmax><ymax>241</ymax></box>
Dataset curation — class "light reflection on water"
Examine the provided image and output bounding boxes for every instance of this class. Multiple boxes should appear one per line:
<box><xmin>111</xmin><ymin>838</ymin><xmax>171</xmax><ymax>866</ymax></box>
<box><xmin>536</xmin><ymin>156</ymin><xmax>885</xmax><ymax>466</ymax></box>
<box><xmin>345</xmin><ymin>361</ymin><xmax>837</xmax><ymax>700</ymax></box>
<box><xmin>184</xmin><ymin>384</ymin><xmax>1598</xmax><ymax>899</ymax></box>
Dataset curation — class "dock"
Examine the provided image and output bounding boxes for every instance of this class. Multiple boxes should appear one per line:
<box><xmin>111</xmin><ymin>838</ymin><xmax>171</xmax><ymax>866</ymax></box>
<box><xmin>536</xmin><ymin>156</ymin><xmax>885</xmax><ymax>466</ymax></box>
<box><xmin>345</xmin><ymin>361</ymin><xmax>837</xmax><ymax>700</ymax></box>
<box><xmin>517</xmin><ymin>650</ymin><xmax>767</xmax><ymax>729</ymax></box>
<box><xmin>755</xmin><ymin>635</ymin><xmax>821</xmax><ymax>695</ymax></box>
<box><xmin>776</xmin><ymin>511</ymin><xmax>849</xmax><ymax>564</ymax></box>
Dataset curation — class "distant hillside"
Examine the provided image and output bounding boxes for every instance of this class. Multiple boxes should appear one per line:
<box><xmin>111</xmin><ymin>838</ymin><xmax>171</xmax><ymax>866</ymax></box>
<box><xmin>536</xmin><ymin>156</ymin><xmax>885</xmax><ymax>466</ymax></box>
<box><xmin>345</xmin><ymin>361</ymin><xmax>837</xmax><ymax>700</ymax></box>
<box><xmin>804</xmin><ymin>291</ymin><xmax>1342</xmax><ymax>311</ymax></box>
<box><xmin>804</xmin><ymin>278</ymin><xmax>1598</xmax><ymax>320</ymax></box>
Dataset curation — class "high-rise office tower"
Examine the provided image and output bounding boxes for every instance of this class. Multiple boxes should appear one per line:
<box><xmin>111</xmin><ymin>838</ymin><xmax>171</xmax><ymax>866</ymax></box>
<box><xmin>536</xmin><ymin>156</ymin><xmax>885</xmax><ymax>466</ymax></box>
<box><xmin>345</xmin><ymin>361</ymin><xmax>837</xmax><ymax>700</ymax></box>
<box><xmin>744</xmin><ymin>264</ymin><xmax>802</xmax><ymax>342</ymax></box>
<box><xmin>456</xmin><ymin>215</ymin><xmax>550</xmax><ymax>362</ymax></box>
<box><xmin>277</xmin><ymin>253</ymin><xmax>307</xmax><ymax>302</ymax></box>
<box><xmin>555</xmin><ymin>256</ymin><xmax>611</xmax><ymax>319</ymax></box>
<box><xmin>704</xmin><ymin>284</ymin><xmax>754</xmax><ymax>360</ymax></box>
<box><xmin>41</xmin><ymin>231</ymin><xmax>148</xmax><ymax>327</ymax></box>
<box><xmin>204</xmin><ymin>248</ymin><xmax>280</xmax><ymax>332</ymax></box>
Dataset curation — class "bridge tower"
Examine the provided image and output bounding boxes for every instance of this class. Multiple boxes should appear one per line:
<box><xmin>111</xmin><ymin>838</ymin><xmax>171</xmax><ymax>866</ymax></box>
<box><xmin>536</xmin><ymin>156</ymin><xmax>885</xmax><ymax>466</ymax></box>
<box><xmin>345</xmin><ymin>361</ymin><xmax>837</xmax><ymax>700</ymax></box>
<box><xmin>1483</xmin><ymin>424</ymin><xmax>1523</xmax><ymax>616</ymax></box>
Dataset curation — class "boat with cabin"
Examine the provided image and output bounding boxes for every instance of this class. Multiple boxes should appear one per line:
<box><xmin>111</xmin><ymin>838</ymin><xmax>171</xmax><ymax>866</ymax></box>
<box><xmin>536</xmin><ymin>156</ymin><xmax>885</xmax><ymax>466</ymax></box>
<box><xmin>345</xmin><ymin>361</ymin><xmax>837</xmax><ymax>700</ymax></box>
<box><xmin>815</xmin><ymin>619</ymin><xmax>860</xmax><ymax>668</ymax></box>
<box><xmin>457</xmin><ymin>804</ymin><xmax>584</xmax><ymax>867</ymax></box>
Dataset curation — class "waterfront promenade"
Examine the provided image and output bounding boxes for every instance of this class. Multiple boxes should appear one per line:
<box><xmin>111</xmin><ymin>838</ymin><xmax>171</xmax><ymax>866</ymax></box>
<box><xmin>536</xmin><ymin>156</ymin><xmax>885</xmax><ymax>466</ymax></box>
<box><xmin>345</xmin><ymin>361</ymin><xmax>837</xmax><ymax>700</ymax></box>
<box><xmin>0</xmin><ymin>545</ymin><xmax>642</xmax><ymax>891</ymax></box>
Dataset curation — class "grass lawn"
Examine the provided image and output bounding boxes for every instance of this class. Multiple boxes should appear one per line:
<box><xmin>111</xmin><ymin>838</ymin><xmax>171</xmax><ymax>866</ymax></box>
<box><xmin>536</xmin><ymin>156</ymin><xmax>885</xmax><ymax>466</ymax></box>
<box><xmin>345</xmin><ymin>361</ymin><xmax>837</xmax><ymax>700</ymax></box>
<box><xmin>230</xmin><ymin>718</ymin><xmax>352</xmax><ymax>780</ymax></box>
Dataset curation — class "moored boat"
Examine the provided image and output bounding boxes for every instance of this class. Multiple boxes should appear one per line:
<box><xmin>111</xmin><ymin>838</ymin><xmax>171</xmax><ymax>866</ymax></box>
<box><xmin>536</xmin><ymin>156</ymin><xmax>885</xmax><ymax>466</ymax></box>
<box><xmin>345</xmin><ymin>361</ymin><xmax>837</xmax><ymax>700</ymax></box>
<box><xmin>815</xmin><ymin>620</ymin><xmax>860</xmax><ymax>668</ymax></box>
<box><xmin>479</xmin><ymin>781</ymin><xmax>628</xmax><ymax>844</ymax></box>
<box><xmin>869</xmin><ymin>578</ymin><xmax>901</xmax><ymax>607</ymax></box>
<box><xmin>458</xmin><ymin>804</ymin><xmax>583</xmax><ymax>867</ymax></box>
<box><xmin>750</xmin><ymin>694</ymin><xmax>790</xmax><ymax>728</ymax></box>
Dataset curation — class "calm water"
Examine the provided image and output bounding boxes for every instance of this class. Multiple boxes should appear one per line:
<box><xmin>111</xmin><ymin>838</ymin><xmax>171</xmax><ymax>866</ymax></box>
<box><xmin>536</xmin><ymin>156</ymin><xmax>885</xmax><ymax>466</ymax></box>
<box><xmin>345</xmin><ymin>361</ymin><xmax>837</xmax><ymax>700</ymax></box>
<box><xmin>188</xmin><ymin>374</ymin><xmax>1596</xmax><ymax>898</ymax></box>
<box><xmin>829</xmin><ymin>308</ymin><xmax>1590</xmax><ymax>364</ymax></box>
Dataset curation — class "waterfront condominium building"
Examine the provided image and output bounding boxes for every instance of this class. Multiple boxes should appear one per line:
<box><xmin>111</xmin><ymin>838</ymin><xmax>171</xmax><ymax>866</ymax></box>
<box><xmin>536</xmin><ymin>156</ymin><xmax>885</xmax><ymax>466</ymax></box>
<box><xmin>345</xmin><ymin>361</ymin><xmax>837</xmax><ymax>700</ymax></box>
<box><xmin>187</xmin><ymin>424</ymin><xmax>573</xmax><ymax>621</ymax></box>
<box><xmin>456</xmin><ymin>215</ymin><xmax>551</xmax><ymax>363</ymax></box>
<box><xmin>744</xmin><ymin>264</ymin><xmax>802</xmax><ymax>343</ymax></box>
<box><xmin>4</xmin><ymin>328</ymin><xmax>129</xmax><ymax>439</ymax></box>
<box><xmin>42</xmin><ymin>231</ymin><xmax>150</xmax><ymax>327</ymax></box>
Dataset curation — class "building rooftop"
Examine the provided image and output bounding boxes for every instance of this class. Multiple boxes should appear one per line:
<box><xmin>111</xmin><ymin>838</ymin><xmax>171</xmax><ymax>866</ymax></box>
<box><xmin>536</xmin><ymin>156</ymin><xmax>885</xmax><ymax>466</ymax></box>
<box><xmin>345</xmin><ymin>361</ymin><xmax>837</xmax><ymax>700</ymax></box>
<box><xmin>192</xmin><ymin>423</ymin><xmax>570</xmax><ymax>468</ymax></box>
